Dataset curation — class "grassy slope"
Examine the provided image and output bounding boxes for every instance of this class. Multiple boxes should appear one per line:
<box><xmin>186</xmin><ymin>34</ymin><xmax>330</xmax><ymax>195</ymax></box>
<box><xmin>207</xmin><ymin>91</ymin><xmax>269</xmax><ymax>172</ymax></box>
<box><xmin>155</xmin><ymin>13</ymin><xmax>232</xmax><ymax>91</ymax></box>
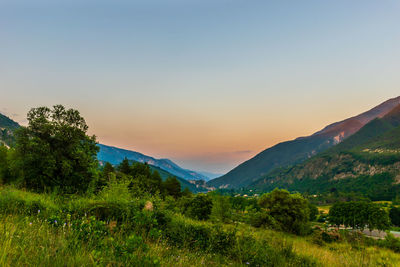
<box><xmin>1</xmin><ymin>187</ymin><xmax>400</xmax><ymax>266</ymax></box>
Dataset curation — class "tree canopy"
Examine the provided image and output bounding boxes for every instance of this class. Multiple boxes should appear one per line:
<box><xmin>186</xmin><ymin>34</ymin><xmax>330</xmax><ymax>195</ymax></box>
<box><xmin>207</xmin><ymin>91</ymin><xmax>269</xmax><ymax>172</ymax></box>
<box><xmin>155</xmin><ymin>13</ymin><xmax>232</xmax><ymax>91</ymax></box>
<box><xmin>258</xmin><ymin>188</ymin><xmax>310</xmax><ymax>234</ymax></box>
<box><xmin>13</xmin><ymin>105</ymin><xmax>99</xmax><ymax>193</ymax></box>
<box><xmin>329</xmin><ymin>201</ymin><xmax>390</xmax><ymax>231</ymax></box>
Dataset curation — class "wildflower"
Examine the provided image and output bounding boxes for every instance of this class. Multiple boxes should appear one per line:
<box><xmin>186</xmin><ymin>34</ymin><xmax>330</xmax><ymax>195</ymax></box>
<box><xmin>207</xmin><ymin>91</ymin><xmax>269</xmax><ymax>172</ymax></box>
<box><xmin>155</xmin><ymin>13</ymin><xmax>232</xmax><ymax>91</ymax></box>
<box><xmin>54</xmin><ymin>220</ymin><xmax>58</xmax><ymax>224</ymax></box>
<box><xmin>29</xmin><ymin>222</ymin><xmax>32</xmax><ymax>226</ymax></box>
<box><xmin>246</xmin><ymin>262</ymin><xmax>250</xmax><ymax>265</ymax></box>
<box><xmin>38</xmin><ymin>210</ymin><xmax>41</xmax><ymax>214</ymax></box>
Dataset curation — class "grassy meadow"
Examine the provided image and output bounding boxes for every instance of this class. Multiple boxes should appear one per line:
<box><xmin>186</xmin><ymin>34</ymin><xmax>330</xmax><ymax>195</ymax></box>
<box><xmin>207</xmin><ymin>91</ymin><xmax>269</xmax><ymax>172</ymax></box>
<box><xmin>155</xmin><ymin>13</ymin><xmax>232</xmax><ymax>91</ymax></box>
<box><xmin>1</xmin><ymin>186</ymin><xmax>400</xmax><ymax>267</ymax></box>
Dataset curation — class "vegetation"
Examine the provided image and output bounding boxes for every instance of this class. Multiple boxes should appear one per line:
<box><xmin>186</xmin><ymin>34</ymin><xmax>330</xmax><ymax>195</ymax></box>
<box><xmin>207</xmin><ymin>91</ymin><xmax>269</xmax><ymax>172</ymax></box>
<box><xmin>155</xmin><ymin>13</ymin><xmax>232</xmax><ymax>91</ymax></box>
<box><xmin>1</xmin><ymin>105</ymin><xmax>400</xmax><ymax>266</ymax></box>
<box><xmin>328</xmin><ymin>201</ymin><xmax>390</xmax><ymax>231</ymax></box>
<box><xmin>250</xmin><ymin>107</ymin><xmax>400</xmax><ymax>199</ymax></box>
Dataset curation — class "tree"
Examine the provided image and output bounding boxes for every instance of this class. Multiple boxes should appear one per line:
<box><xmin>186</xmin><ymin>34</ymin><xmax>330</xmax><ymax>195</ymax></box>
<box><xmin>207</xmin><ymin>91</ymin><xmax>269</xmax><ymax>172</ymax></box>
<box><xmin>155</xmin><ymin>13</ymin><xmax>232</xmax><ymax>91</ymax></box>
<box><xmin>13</xmin><ymin>105</ymin><xmax>99</xmax><ymax>193</ymax></box>
<box><xmin>145</xmin><ymin>170</ymin><xmax>163</xmax><ymax>195</ymax></box>
<box><xmin>164</xmin><ymin>177</ymin><xmax>181</xmax><ymax>198</ymax></box>
<box><xmin>258</xmin><ymin>188</ymin><xmax>310</xmax><ymax>234</ymax></box>
<box><xmin>309</xmin><ymin>203</ymin><xmax>319</xmax><ymax>221</ymax></box>
<box><xmin>0</xmin><ymin>145</ymin><xmax>9</xmax><ymax>183</ymax></box>
<box><xmin>329</xmin><ymin>201</ymin><xmax>390</xmax><ymax>231</ymax></box>
<box><xmin>211</xmin><ymin>195</ymin><xmax>232</xmax><ymax>223</ymax></box>
<box><xmin>102</xmin><ymin>162</ymin><xmax>115</xmax><ymax>181</ymax></box>
<box><xmin>185</xmin><ymin>194</ymin><xmax>213</xmax><ymax>220</ymax></box>
<box><xmin>389</xmin><ymin>206</ymin><xmax>400</xmax><ymax>227</ymax></box>
<box><xmin>118</xmin><ymin>158</ymin><xmax>131</xmax><ymax>175</ymax></box>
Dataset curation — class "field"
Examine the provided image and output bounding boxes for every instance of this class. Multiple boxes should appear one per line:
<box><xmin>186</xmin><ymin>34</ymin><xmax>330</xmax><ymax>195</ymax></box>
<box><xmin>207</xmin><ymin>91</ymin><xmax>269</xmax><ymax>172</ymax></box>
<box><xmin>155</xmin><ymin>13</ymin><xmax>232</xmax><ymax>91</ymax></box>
<box><xmin>1</xmin><ymin>186</ymin><xmax>400</xmax><ymax>267</ymax></box>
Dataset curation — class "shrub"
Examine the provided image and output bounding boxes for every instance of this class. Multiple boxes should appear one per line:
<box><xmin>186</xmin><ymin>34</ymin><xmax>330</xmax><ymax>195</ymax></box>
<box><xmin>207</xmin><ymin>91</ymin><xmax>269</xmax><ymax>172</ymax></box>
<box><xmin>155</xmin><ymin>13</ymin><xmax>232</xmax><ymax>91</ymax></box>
<box><xmin>210</xmin><ymin>195</ymin><xmax>232</xmax><ymax>223</ymax></box>
<box><xmin>311</xmin><ymin>226</ymin><xmax>340</xmax><ymax>245</ymax></box>
<box><xmin>258</xmin><ymin>189</ymin><xmax>310</xmax><ymax>235</ymax></box>
<box><xmin>0</xmin><ymin>187</ymin><xmax>58</xmax><ymax>217</ymax></box>
<box><xmin>183</xmin><ymin>194</ymin><xmax>213</xmax><ymax>221</ymax></box>
<box><xmin>378</xmin><ymin>233</ymin><xmax>400</xmax><ymax>253</ymax></box>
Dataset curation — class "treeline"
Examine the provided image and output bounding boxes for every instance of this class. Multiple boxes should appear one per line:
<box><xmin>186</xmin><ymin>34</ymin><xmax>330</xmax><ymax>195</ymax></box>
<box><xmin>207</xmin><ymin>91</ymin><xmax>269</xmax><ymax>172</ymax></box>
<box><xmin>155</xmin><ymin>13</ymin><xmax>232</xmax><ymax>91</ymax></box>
<box><xmin>0</xmin><ymin>105</ymin><xmax>397</xmax><ymax>234</ymax></box>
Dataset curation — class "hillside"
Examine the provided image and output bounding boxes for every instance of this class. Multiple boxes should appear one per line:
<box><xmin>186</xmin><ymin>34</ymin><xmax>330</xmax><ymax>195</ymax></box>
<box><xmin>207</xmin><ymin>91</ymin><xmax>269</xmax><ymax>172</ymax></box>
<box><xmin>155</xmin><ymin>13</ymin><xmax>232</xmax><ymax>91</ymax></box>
<box><xmin>208</xmin><ymin>96</ymin><xmax>400</xmax><ymax>189</ymax></box>
<box><xmin>98</xmin><ymin>144</ymin><xmax>211</xmax><ymax>181</ymax></box>
<box><xmin>148</xmin><ymin>165</ymin><xmax>208</xmax><ymax>193</ymax></box>
<box><xmin>0</xmin><ymin>111</ymin><xmax>209</xmax><ymax>192</ymax></box>
<box><xmin>250</xmin><ymin>104</ymin><xmax>400</xmax><ymax>200</ymax></box>
<box><xmin>0</xmin><ymin>113</ymin><xmax>20</xmax><ymax>146</ymax></box>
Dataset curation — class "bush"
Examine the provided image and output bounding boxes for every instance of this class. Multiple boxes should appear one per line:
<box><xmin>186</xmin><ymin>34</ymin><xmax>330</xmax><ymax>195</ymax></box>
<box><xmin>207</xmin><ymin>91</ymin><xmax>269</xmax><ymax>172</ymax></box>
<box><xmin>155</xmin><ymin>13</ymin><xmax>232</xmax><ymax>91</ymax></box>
<box><xmin>311</xmin><ymin>226</ymin><xmax>340</xmax><ymax>245</ymax></box>
<box><xmin>248</xmin><ymin>210</ymin><xmax>278</xmax><ymax>229</ymax></box>
<box><xmin>0</xmin><ymin>187</ymin><xmax>58</xmax><ymax>217</ymax></box>
<box><xmin>378</xmin><ymin>233</ymin><xmax>400</xmax><ymax>253</ymax></box>
<box><xmin>258</xmin><ymin>189</ymin><xmax>310</xmax><ymax>235</ymax></box>
<box><xmin>182</xmin><ymin>194</ymin><xmax>213</xmax><ymax>221</ymax></box>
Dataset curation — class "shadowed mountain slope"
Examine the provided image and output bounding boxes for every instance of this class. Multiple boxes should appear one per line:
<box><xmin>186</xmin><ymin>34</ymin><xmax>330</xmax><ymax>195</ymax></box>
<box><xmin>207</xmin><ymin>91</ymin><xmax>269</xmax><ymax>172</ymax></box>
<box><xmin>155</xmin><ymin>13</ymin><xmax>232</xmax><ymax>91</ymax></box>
<box><xmin>208</xmin><ymin>96</ymin><xmax>400</xmax><ymax>189</ymax></box>
<box><xmin>250</xmin><ymin>103</ymin><xmax>400</xmax><ymax>200</ymax></box>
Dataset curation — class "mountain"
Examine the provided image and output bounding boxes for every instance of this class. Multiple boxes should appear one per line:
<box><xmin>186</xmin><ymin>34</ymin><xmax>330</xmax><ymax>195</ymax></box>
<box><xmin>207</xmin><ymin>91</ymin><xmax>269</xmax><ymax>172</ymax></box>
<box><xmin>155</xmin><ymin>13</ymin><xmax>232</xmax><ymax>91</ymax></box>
<box><xmin>148</xmin><ymin>165</ymin><xmax>207</xmax><ymax>193</ymax></box>
<box><xmin>196</xmin><ymin>171</ymin><xmax>223</xmax><ymax>180</ymax></box>
<box><xmin>0</xmin><ymin>113</ymin><xmax>20</xmax><ymax>146</ymax></box>
<box><xmin>250</xmin><ymin>103</ymin><xmax>400</xmax><ymax>200</ymax></box>
<box><xmin>97</xmin><ymin>144</ymin><xmax>212</xmax><ymax>181</ymax></box>
<box><xmin>208</xmin><ymin>96</ymin><xmax>400</xmax><ymax>189</ymax></box>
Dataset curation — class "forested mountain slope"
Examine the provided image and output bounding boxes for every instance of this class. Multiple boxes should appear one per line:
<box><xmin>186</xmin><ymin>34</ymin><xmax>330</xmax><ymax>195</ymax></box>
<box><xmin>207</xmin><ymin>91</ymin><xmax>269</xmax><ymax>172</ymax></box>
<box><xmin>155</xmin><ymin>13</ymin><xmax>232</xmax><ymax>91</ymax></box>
<box><xmin>208</xmin><ymin>96</ymin><xmax>400</xmax><ymax>189</ymax></box>
<box><xmin>0</xmin><ymin>113</ymin><xmax>20</xmax><ymax>146</ymax></box>
<box><xmin>251</xmin><ymin>104</ymin><xmax>400</xmax><ymax>200</ymax></box>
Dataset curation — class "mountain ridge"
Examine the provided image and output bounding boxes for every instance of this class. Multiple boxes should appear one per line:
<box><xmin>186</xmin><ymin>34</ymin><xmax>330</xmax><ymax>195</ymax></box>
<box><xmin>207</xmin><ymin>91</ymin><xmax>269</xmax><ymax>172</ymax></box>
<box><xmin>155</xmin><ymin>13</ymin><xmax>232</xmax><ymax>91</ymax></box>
<box><xmin>97</xmin><ymin>144</ymin><xmax>212</xmax><ymax>181</ymax></box>
<box><xmin>0</xmin><ymin>113</ymin><xmax>20</xmax><ymax>146</ymax></box>
<box><xmin>250</xmin><ymin>103</ymin><xmax>400</xmax><ymax>200</ymax></box>
<box><xmin>208</xmin><ymin>96</ymin><xmax>400</xmax><ymax>189</ymax></box>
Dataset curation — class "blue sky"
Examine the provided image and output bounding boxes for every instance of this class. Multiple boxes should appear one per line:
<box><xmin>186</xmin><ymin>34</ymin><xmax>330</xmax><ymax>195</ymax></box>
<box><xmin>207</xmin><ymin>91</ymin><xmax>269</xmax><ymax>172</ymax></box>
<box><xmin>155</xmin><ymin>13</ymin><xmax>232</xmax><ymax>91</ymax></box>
<box><xmin>1</xmin><ymin>0</ymin><xmax>399</xmax><ymax>173</ymax></box>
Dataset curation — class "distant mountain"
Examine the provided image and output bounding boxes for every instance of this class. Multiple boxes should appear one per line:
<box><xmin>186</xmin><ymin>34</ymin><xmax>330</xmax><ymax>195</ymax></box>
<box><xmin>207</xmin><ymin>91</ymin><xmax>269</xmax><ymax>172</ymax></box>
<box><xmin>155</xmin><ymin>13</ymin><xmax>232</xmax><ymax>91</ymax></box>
<box><xmin>0</xmin><ymin>113</ymin><xmax>20</xmax><ymax>146</ymax></box>
<box><xmin>148</xmin><ymin>165</ymin><xmax>207</xmax><ymax>193</ymax></box>
<box><xmin>250</xmin><ymin>103</ymin><xmax>400</xmax><ymax>200</ymax></box>
<box><xmin>208</xmin><ymin>96</ymin><xmax>400</xmax><ymax>189</ymax></box>
<box><xmin>196</xmin><ymin>171</ymin><xmax>223</xmax><ymax>180</ymax></box>
<box><xmin>98</xmin><ymin>144</ymin><xmax>212</xmax><ymax>181</ymax></box>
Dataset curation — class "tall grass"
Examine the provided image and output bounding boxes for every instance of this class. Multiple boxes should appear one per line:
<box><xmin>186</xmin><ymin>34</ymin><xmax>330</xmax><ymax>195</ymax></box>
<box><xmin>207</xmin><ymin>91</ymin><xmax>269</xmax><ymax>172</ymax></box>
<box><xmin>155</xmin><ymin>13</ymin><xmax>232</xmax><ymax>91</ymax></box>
<box><xmin>1</xmin><ymin>186</ymin><xmax>400</xmax><ymax>266</ymax></box>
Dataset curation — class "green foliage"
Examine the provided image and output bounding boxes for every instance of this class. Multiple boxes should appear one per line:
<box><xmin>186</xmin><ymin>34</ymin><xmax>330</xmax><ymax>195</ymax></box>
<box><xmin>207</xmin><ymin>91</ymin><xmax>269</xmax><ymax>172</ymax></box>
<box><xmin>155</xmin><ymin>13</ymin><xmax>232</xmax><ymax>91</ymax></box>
<box><xmin>377</xmin><ymin>233</ymin><xmax>400</xmax><ymax>253</ymax></box>
<box><xmin>308</xmin><ymin>203</ymin><xmax>319</xmax><ymax>221</ymax></box>
<box><xmin>251</xmin><ymin>113</ymin><xmax>400</xmax><ymax>199</ymax></box>
<box><xmin>268</xmin><ymin>172</ymin><xmax>400</xmax><ymax>201</ymax></box>
<box><xmin>0</xmin><ymin>113</ymin><xmax>20</xmax><ymax>146</ymax></box>
<box><xmin>182</xmin><ymin>194</ymin><xmax>213</xmax><ymax>221</ymax></box>
<box><xmin>259</xmin><ymin>189</ymin><xmax>310</xmax><ymax>235</ymax></box>
<box><xmin>163</xmin><ymin>177</ymin><xmax>181</xmax><ymax>198</ymax></box>
<box><xmin>12</xmin><ymin>105</ymin><xmax>99</xmax><ymax>193</ymax></box>
<box><xmin>311</xmin><ymin>227</ymin><xmax>341</xmax><ymax>246</ymax></box>
<box><xmin>248</xmin><ymin>210</ymin><xmax>278</xmax><ymax>228</ymax></box>
<box><xmin>0</xmin><ymin>145</ymin><xmax>9</xmax><ymax>184</ymax></box>
<box><xmin>329</xmin><ymin>201</ymin><xmax>390</xmax><ymax>231</ymax></box>
<box><xmin>389</xmin><ymin>206</ymin><xmax>400</xmax><ymax>227</ymax></box>
<box><xmin>0</xmin><ymin>186</ymin><xmax>58</xmax><ymax>217</ymax></box>
<box><xmin>210</xmin><ymin>195</ymin><xmax>232</xmax><ymax>223</ymax></box>
<box><xmin>118</xmin><ymin>158</ymin><xmax>131</xmax><ymax>175</ymax></box>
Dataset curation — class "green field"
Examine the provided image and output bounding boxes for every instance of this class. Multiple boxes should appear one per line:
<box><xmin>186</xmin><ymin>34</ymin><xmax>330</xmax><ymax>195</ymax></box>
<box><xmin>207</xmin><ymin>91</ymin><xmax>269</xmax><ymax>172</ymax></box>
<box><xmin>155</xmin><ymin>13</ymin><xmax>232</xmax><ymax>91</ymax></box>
<box><xmin>1</xmin><ymin>186</ymin><xmax>400</xmax><ymax>267</ymax></box>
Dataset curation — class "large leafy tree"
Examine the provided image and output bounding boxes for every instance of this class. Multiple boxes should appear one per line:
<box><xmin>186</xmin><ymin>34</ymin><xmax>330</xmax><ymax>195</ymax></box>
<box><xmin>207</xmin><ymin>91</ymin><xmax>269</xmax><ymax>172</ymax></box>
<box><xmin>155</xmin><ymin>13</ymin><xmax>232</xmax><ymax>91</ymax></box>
<box><xmin>14</xmin><ymin>105</ymin><xmax>99</xmax><ymax>193</ymax></box>
<box><xmin>329</xmin><ymin>201</ymin><xmax>390</xmax><ymax>231</ymax></box>
<box><xmin>258</xmin><ymin>188</ymin><xmax>310</xmax><ymax>234</ymax></box>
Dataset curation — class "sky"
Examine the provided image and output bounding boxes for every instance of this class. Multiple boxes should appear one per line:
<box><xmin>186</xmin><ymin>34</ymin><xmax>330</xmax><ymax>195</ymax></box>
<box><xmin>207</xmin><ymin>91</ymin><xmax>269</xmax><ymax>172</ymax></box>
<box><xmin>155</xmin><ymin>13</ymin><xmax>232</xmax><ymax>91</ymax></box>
<box><xmin>1</xmin><ymin>0</ymin><xmax>400</xmax><ymax>174</ymax></box>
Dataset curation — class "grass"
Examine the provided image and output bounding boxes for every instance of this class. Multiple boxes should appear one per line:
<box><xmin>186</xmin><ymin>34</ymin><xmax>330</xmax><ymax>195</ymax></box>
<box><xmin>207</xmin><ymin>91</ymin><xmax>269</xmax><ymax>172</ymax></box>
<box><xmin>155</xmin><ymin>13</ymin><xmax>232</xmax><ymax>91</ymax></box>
<box><xmin>1</xmin><ymin>186</ymin><xmax>400</xmax><ymax>266</ymax></box>
<box><xmin>317</xmin><ymin>205</ymin><xmax>331</xmax><ymax>214</ymax></box>
<box><xmin>250</xmin><ymin>227</ymin><xmax>400</xmax><ymax>267</ymax></box>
